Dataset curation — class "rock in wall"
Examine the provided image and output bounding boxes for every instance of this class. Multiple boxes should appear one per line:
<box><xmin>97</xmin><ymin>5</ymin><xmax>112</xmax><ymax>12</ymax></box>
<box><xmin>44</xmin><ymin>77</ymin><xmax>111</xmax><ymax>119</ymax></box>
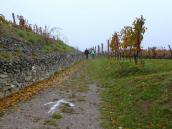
<box><xmin>0</xmin><ymin>53</ymin><xmax>84</xmax><ymax>98</ymax></box>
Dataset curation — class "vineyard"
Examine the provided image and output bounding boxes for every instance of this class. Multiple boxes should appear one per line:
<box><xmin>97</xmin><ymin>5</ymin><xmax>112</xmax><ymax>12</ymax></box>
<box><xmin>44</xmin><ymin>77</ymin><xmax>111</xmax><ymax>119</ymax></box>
<box><xmin>0</xmin><ymin>13</ymin><xmax>59</xmax><ymax>40</ymax></box>
<box><xmin>91</xmin><ymin>16</ymin><xmax>172</xmax><ymax>63</ymax></box>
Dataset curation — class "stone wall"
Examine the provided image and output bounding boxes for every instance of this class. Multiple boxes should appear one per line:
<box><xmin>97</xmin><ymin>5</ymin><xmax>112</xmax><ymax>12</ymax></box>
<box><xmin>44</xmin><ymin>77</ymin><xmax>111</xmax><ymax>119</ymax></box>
<box><xmin>0</xmin><ymin>53</ymin><xmax>84</xmax><ymax>98</ymax></box>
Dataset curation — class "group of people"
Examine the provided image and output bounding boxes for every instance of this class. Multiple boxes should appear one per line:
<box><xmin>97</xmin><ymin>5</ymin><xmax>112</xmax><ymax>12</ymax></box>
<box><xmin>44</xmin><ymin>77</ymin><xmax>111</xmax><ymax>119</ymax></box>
<box><xmin>84</xmin><ymin>48</ymin><xmax>96</xmax><ymax>59</ymax></box>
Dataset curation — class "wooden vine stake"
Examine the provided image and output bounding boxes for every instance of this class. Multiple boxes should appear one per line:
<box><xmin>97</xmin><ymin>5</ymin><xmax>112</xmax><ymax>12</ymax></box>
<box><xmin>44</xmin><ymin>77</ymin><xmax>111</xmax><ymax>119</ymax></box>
<box><xmin>12</xmin><ymin>13</ymin><xmax>16</xmax><ymax>25</ymax></box>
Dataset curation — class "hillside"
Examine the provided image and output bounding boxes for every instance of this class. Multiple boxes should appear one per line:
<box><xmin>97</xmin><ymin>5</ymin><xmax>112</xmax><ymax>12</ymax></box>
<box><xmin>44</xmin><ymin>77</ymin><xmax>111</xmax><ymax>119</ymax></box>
<box><xmin>0</xmin><ymin>22</ymin><xmax>75</xmax><ymax>61</ymax></box>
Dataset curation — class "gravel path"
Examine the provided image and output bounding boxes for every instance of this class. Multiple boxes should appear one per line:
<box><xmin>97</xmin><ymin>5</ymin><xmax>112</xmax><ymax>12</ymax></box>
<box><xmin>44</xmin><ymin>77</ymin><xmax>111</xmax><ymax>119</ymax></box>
<box><xmin>0</xmin><ymin>66</ymin><xmax>103</xmax><ymax>129</ymax></box>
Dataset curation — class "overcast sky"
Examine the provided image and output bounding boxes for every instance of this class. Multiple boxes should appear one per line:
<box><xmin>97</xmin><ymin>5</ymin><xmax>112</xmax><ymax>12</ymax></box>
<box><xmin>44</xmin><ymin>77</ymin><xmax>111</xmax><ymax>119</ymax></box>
<box><xmin>0</xmin><ymin>0</ymin><xmax>172</xmax><ymax>50</ymax></box>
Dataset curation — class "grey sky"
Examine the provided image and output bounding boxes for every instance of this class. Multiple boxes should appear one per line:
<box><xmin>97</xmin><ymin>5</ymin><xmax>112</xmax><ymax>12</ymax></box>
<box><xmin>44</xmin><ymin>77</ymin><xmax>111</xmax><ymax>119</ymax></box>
<box><xmin>0</xmin><ymin>0</ymin><xmax>172</xmax><ymax>50</ymax></box>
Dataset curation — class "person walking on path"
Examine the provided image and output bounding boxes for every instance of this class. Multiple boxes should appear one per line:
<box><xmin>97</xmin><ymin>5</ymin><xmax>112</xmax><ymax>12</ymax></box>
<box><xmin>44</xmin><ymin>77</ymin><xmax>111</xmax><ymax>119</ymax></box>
<box><xmin>84</xmin><ymin>48</ymin><xmax>89</xmax><ymax>59</ymax></box>
<box><xmin>91</xmin><ymin>49</ymin><xmax>96</xmax><ymax>59</ymax></box>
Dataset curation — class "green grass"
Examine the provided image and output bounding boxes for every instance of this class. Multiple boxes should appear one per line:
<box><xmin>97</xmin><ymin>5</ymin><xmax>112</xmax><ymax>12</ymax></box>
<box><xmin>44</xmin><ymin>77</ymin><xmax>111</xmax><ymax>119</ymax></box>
<box><xmin>52</xmin><ymin>112</ymin><xmax>63</xmax><ymax>119</ymax></box>
<box><xmin>0</xmin><ymin>51</ymin><xmax>14</xmax><ymax>60</ymax></box>
<box><xmin>44</xmin><ymin>119</ymin><xmax>57</xmax><ymax>126</ymax></box>
<box><xmin>44</xmin><ymin>113</ymin><xmax>62</xmax><ymax>127</ymax></box>
<box><xmin>62</xmin><ymin>75</ymin><xmax>89</xmax><ymax>93</ymax></box>
<box><xmin>60</xmin><ymin>103</ymin><xmax>75</xmax><ymax>114</ymax></box>
<box><xmin>86</xmin><ymin>58</ymin><xmax>172</xmax><ymax>129</ymax></box>
<box><xmin>42</xmin><ymin>41</ymin><xmax>74</xmax><ymax>53</ymax></box>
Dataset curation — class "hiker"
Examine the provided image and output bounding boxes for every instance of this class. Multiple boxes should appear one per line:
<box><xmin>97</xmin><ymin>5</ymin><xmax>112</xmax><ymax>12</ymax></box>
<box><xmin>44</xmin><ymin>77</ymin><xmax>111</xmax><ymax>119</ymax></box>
<box><xmin>91</xmin><ymin>49</ymin><xmax>96</xmax><ymax>59</ymax></box>
<box><xmin>84</xmin><ymin>48</ymin><xmax>89</xmax><ymax>59</ymax></box>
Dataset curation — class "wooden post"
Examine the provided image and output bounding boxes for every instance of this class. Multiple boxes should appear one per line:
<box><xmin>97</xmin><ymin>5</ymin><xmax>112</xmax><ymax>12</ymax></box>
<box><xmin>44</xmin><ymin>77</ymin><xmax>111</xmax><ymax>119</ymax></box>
<box><xmin>44</xmin><ymin>25</ymin><xmax>47</xmax><ymax>33</ymax></box>
<box><xmin>163</xmin><ymin>47</ymin><xmax>166</xmax><ymax>57</ymax></box>
<box><xmin>101</xmin><ymin>43</ymin><xmax>103</xmax><ymax>53</ymax></box>
<box><xmin>148</xmin><ymin>47</ymin><xmax>150</xmax><ymax>58</ymax></box>
<box><xmin>39</xmin><ymin>27</ymin><xmax>42</xmax><ymax>35</ymax></box>
<box><xmin>33</xmin><ymin>25</ymin><xmax>36</xmax><ymax>33</ymax></box>
<box><xmin>98</xmin><ymin>45</ymin><xmax>100</xmax><ymax>54</ymax></box>
<box><xmin>35</xmin><ymin>25</ymin><xmax>38</xmax><ymax>34</ymax></box>
<box><xmin>169</xmin><ymin>45</ymin><xmax>172</xmax><ymax>58</ymax></box>
<box><xmin>107</xmin><ymin>40</ymin><xmax>110</xmax><ymax>53</ymax></box>
<box><xmin>12</xmin><ymin>13</ymin><xmax>16</xmax><ymax>25</ymax></box>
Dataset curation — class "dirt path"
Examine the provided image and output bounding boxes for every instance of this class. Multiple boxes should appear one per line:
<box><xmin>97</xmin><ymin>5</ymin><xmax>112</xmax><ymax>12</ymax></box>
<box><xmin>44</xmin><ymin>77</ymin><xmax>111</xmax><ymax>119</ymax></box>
<box><xmin>0</xmin><ymin>65</ymin><xmax>103</xmax><ymax>129</ymax></box>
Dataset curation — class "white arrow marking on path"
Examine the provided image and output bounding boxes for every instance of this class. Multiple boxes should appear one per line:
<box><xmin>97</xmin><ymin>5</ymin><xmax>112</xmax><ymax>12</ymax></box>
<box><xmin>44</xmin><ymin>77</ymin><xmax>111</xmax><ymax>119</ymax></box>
<box><xmin>44</xmin><ymin>99</ymin><xmax>74</xmax><ymax>114</ymax></box>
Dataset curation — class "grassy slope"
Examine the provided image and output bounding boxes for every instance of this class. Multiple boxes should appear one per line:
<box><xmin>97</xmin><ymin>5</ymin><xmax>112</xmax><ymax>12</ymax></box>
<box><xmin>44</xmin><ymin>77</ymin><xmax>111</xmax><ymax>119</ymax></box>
<box><xmin>0</xmin><ymin>23</ymin><xmax>75</xmax><ymax>60</ymax></box>
<box><xmin>87</xmin><ymin>58</ymin><xmax>172</xmax><ymax>129</ymax></box>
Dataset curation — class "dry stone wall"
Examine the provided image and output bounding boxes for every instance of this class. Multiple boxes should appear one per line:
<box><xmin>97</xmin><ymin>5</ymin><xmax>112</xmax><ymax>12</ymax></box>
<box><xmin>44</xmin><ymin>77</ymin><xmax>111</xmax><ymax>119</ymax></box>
<box><xmin>0</xmin><ymin>53</ymin><xmax>84</xmax><ymax>98</ymax></box>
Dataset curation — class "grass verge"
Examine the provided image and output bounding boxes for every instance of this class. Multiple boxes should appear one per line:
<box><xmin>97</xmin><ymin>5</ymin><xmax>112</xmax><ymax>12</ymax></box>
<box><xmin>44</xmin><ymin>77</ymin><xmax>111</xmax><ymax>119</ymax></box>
<box><xmin>87</xmin><ymin>58</ymin><xmax>172</xmax><ymax>129</ymax></box>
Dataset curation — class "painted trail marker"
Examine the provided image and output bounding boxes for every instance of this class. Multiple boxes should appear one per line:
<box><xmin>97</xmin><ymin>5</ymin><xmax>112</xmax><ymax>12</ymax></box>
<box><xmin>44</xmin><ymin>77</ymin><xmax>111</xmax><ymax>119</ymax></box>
<box><xmin>44</xmin><ymin>99</ymin><xmax>74</xmax><ymax>114</ymax></box>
